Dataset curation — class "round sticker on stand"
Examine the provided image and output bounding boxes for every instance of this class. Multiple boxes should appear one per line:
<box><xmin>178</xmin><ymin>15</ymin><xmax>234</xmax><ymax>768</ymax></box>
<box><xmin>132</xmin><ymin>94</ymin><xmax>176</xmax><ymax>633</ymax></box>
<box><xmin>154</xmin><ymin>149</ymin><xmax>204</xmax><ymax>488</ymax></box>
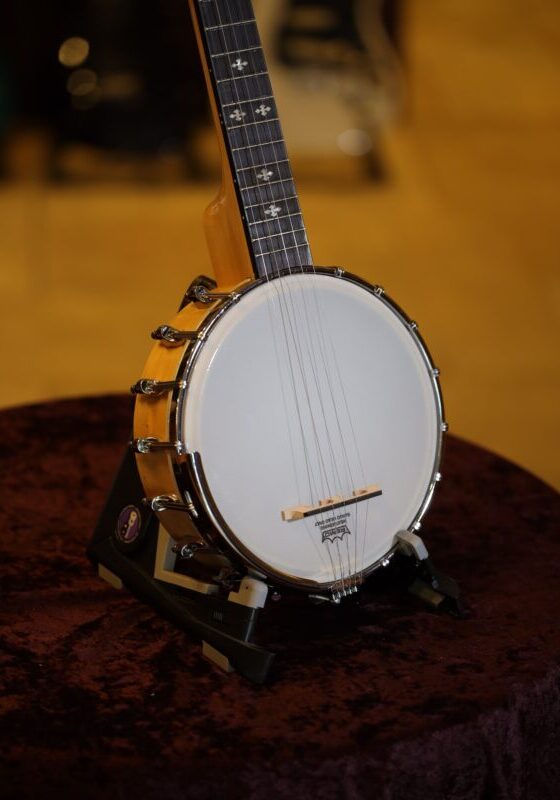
<box><xmin>114</xmin><ymin>505</ymin><xmax>143</xmax><ymax>551</ymax></box>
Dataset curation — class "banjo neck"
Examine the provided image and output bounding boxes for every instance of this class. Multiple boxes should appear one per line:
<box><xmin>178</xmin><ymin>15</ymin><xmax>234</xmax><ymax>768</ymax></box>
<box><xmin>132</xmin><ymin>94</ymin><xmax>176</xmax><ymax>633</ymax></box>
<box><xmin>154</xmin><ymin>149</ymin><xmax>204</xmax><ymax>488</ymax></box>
<box><xmin>190</xmin><ymin>0</ymin><xmax>313</xmax><ymax>279</ymax></box>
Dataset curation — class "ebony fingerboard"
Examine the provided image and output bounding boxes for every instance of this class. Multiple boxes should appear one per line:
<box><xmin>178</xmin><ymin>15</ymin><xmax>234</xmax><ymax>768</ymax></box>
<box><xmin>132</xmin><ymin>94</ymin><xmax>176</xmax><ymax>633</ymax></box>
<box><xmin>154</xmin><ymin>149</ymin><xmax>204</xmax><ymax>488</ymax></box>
<box><xmin>195</xmin><ymin>0</ymin><xmax>313</xmax><ymax>277</ymax></box>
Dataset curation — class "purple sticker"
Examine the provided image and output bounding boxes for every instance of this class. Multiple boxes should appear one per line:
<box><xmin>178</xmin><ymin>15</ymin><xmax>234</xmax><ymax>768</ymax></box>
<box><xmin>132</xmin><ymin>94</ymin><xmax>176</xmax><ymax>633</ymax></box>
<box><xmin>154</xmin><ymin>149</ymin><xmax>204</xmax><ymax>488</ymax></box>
<box><xmin>116</xmin><ymin>505</ymin><xmax>141</xmax><ymax>544</ymax></box>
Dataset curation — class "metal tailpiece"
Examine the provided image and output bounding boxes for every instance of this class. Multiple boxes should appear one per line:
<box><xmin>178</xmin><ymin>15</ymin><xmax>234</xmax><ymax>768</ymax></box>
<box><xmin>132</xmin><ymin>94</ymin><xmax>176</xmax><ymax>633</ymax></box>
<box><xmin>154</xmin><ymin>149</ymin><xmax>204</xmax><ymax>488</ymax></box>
<box><xmin>331</xmin><ymin>584</ymin><xmax>360</xmax><ymax>603</ymax></box>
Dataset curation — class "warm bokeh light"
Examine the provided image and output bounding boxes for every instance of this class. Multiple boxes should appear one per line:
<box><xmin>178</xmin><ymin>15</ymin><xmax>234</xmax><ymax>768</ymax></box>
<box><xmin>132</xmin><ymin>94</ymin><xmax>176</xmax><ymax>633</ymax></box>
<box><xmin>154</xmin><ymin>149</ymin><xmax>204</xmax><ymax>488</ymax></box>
<box><xmin>101</xmin><ymin>72</ymin><xmax>142</xmax><ymax>101</ymax></box>
<box><xmin>337</xmin><ymin>128</ymin><xmax>373</xmax><ymax>156</ymax></box>
<box><xmin>58</xmin><ymin>36</ymin><xmax>90</xmax><ymax>68</ymax></box>
<box><xmin>66</xmin><ymin>68</ymin><xmax>97</xmax><ymax>97</ymax></box>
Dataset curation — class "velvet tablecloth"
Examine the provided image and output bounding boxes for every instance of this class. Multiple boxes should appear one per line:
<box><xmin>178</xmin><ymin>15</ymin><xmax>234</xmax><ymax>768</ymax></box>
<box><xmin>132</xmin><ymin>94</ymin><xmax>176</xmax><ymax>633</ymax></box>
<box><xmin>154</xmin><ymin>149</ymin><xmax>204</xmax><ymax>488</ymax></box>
<box><xmin>1</xmin><ymin>395</ymin><xmax>559</xmax><ymax>799</ymax></box>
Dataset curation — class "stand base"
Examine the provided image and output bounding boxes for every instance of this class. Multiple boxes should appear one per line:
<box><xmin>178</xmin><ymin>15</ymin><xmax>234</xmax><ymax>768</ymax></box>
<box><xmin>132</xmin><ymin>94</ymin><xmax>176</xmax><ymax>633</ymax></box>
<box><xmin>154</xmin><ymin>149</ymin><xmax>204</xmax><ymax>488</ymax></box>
<box><xmin>88</xmin><ymin>450</ymin><xmax>465</xmax><ymax>684</ymax></box>
<box><xmin>396</xmin><ymin>530</ymin><xmax>468</xmax><ymax>618</ymax></box>
<box><xmin>87</xmin><ymin>449</ymin><xmax>275</xmax><ymax>683</ymax></box>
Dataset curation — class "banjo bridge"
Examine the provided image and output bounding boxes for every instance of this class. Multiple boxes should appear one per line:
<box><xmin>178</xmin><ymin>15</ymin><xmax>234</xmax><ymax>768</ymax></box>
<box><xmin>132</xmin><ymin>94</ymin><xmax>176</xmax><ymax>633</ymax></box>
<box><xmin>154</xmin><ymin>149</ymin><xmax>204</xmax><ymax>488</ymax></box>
<box><xmin>281</xmin><ymin>484</ymin><xmax>382</xmax><ymax>522</ymax></box>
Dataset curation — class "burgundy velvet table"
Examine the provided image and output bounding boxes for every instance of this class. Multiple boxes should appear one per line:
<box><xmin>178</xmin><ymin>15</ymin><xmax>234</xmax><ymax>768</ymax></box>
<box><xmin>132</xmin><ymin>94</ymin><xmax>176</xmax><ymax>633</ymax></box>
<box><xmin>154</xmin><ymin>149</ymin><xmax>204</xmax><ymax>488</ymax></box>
<box><xmin>1</xmin><ymin>395</ymin><xmax>559</xmax><ymax>800</ymax></box>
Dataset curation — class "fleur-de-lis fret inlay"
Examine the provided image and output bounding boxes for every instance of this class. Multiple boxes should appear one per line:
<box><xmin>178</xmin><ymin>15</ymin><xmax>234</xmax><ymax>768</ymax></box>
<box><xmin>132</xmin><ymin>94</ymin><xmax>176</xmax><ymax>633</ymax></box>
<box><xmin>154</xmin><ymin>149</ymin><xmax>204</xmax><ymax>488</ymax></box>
<box><xmin>257</xmin><ymin>169</ymin><xmax>273</xmax><ymax>182</ymax></box>
<box><xmin>229</xmin><ymin>108</ymin><xmax>246</xmax><ymax>122</ymax></box>
<box><xmin>232</xmin><ymin>58</ymin><xmax>248</xmax><ymax>71</ymax></box>
<box><xmin>265</xmin><ymin>204</ymin><xmax>282</xmax><ymax>218</ymax></box>
<box><xmin>255</xmin><ymin>104</ymin><xmax>272</xmax><ymax>117</ymax></box>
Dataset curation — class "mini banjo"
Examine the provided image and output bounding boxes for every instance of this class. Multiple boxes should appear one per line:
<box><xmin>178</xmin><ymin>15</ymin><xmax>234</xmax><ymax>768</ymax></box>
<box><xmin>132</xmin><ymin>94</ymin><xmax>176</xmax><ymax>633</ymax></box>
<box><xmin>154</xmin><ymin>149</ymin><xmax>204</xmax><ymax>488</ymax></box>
<box><xmin>132</xmin><ymin>0</ymin><xmax>446</xmax><ymax>604</ymax></box>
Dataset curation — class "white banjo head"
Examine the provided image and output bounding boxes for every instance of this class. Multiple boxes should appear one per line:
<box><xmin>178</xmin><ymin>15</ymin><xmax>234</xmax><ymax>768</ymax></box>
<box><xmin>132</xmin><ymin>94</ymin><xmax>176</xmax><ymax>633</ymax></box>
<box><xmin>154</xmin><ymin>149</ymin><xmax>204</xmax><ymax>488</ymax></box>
<box><xmin>179</xmin><ymin>271</ymin><xmax>442</xmax><ymax>590</ymax></box>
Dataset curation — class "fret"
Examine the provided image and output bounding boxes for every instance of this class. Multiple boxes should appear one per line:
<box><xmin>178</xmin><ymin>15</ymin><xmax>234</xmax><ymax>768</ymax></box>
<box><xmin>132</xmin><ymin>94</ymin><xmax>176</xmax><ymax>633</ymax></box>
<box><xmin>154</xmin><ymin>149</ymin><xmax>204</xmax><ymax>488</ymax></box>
<box><xmin>252</xmin><ymin>226</ymin><xmax>307</xmax><ymax>243</ymax></box>
<box><xmin>255</xmin><ymin>243</ymin><xmax>309</xmax><ymax>259</ymax></box>
<box><xmin>222</xmin><ymin>94</ymin><xmax>273</xmax><ymax>109</ymax></box>
<box><xmin>241</xmin><ymin>180</ymin><xmax>297</xmax><ymax>209</ymax></box>
<box><xmin>243</xmin><ymin>189</ymin><xmax>299</xmax><ymax>215</ymax></box>
<box><xmin>236</xmin><ymin>160</ymin><xmax>292</xmax><ymax>191</ymax></box>
<box><xmin>249</xmin><ymin>214</ymin><xmax>305</xmax><ymax>236</ymax></box>
<box><xmin>205</xmin><ymin>23</ymin><xmax>260</xmax><ymax>55</ymax></box>
<box><xmin>216</xmin><ymin>71</ymin><xmax>268</xmax><ymax>85</ymax></box>
<box><xmin>228</xmin><ymin>120</ymin><xmax>282</xmax><ymax>149</ymax></box>
<box><xmin>199</xmin><ymin>0</ymin><xmax>255</xmax><ymax>25</ymax></box>
<box><xmin>242</xmin><ymin>176</ymin><xmax>292</xmax><ymax>191</ymax></box>
<box><xmin>228</xmin><ymin>116</ymin><xmax>279</xmax><ymax>131</ymax></box>
<box><xmin>248</xmin><ymin>210</ymin><xmax>303</xmax><ymax>227</ymax></box>
<box><xmin>204</xmin><ymin>19</ymin><xmax>255</xmax><ymax>31</ymax></box>
<box><xmin>198</xmin><ymin>0</ymin><xmax>256</xmax><ymax>29</ymax></box>
<box><xmin>231</xmin><ymin>138</ymin><xmax>284</xmax><ymax>153</ymax></box>
<box><xmin>212</xmin><ymin>49</ymin><xmax>266</xmax><ymax>81</ymax></box>
<box><xmin>239</xmin><ymin>166</ymin><xmax>295</xmax><ymax>196</ymax></box>
<box><xmin>245</xmin><ymin>194</ymin><xmax>298</xmax><ymax>210</ymax></box>
<box><xmin>216</xmin><ymin>75</ymin><xmax>273</xmax><ymax>106</ymax></box>
<box><xmin>253</xmin><ymin>231</ymin><xmax>309</xmax><ymax>257</ymax></box>
<box><xmin>232</xmin><ymin>142</ymin><xmax>288</xmax><ymax>171</ymax></box>
<box><xmin>256</xmin><ymin>245</ymin><xmax>313</xmax><ymax>275</ymax></box>
<box><xmin>236</xmin><ymin>158</ymin><xmax>289</xmax><ymax>172</ymax></box>
<box><xmin>250</xmin><ymin>223</ymin><xmax>312</xmax><ymax>272</ymax></box>
<box><xmin>210</xmin><ymin>45</ymin><xmax>261</xmax><ymax>58</ymax></box>
<box><xmin>251</xmin><ymin>203</ymin><xmax>288</xmax><ymax>225</ymax></box>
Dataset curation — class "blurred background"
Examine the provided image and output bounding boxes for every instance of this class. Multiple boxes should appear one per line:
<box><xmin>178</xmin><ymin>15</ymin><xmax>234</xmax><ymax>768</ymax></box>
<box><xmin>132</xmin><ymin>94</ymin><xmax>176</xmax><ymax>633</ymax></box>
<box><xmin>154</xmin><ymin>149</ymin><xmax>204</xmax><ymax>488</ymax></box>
<box><xmin>0</xmin><ymin>0</ymin><xmax>558</xmax><ymax>489</ymax></box>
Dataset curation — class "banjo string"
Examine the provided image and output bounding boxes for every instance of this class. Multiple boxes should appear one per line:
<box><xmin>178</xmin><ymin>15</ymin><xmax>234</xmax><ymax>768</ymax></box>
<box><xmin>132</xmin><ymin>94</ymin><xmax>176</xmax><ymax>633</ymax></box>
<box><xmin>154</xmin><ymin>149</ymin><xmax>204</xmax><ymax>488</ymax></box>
<box><xmin>216</xmin><ymin>0</ymin><xmax>338</xmax><ymax>578</ymax></box>
<box><xmin>225</xmin><ymin>0</ymin><xmax>361</xmax><ymax>589</ymax></box>
<box><xmin>323</xmin><ymin>327</ymin><xmax>371</xmax><ymax>584</ymax></box>
<box><xmin>240</xmin><ymin>14</ymin><xmax>352</xmax><ymax>583</ymax></box>
<box><xmin>233</xmin><ymin>4</ymin><xmax>361</xmax><ymax>587</ymax></box>
<box><xmin>302</xmin><ymin>290</ymin><xmax>362</xmax><ymax>585</ymax></box>
<box><xmin>305</xmin><ymin>290</ymin><xmax>368</xmax><ymax>586</ymax></box>
<box><xmin>216</xmin><ymin>0</ymin><xmax>358</xmax><ymax>588</ymax></box>
<box><xmin>253</xmin><ymin>13</ymin><xmax>365</xmax><ymax>585</ymax></box>
<box><xmin>218</xmin><ymin>0</ymin><xmax>336</xmax><ymax>508</ymax></box>
<box><xmin>221</xmin><ymin>0</ymin><xmax>350</xmax><ymax>588</ymax></box>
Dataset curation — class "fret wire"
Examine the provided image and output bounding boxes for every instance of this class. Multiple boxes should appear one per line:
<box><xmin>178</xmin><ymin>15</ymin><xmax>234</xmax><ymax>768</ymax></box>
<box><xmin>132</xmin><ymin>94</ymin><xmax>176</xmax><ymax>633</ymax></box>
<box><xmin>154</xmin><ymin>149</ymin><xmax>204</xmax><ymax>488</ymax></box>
<box><xmin>248</xmin><ymin>211</ymin><xmax>302</xmax><ymax>226</ymax></box>
<box><xmin>232</xmin><ymin>138</ymin><xmax>285</xmax><ymax>152</ymax></box>
<box><xmin>204</xmin><ymin>19</ymin><xmax>256</xmax><ymax>31</ymax></box>
<box><xmin>222</xmin><ymin>94</ymin><xmax>273</xmax><ymax>108</ymax></box>
<box><xmin>245</xmin><ymin>194</ymin><xmax>299</xmax><ymax>210</ymax></box>
<box><xmin>255</xmin><ymin>237</ymin><xmax>310</xmax><ymax>254</ymax></box>
<box><xmin>242</xmin><ymin>177</ymin><xmax>293</xmax><ymax>191</ymax></box>
<box><xmin>216</xmin><ymin>70</ymin><xmax>268</xmax><ymax>84</ymax></box>
<box><xmin>228</xmin><ymin>117</ymin><xmax>279</xmax><ymax>131</ymax></box>
<box><xmin>236</xmin><ymin>159</ymin><xmax>290</xmax><ymax>172</ymax></box>
<box><xmin>251</xmin><ymin>227</ymin><xmax>307</xmax><ymax>242</ymax></box>
<box><xmin>255</xmin><ymin>243</ymin><xmax>309</xmax><ymax>258</ymax></box>
<box><xmin>210</xmin><ymin>45</ymin><xmax>262</xmax><ymax>58</ymax></box>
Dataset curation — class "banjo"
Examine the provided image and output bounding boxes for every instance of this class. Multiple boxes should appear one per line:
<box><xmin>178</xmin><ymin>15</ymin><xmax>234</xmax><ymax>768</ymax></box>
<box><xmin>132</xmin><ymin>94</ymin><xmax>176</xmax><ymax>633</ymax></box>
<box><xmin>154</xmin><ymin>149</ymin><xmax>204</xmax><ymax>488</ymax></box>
<box><xmin>132</xmin><ymin>0</ymin><xmax>446</xmax><ymax>604</ymax></box>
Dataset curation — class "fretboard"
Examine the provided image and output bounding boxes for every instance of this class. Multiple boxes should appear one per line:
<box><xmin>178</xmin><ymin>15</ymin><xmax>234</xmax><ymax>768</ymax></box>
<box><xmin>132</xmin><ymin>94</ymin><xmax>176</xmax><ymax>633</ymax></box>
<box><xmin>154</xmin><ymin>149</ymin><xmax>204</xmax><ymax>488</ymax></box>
<box><xmin>194</xmin><ymin>0</ymin><xmax>313</xmax><ymax>277</ymax></box>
